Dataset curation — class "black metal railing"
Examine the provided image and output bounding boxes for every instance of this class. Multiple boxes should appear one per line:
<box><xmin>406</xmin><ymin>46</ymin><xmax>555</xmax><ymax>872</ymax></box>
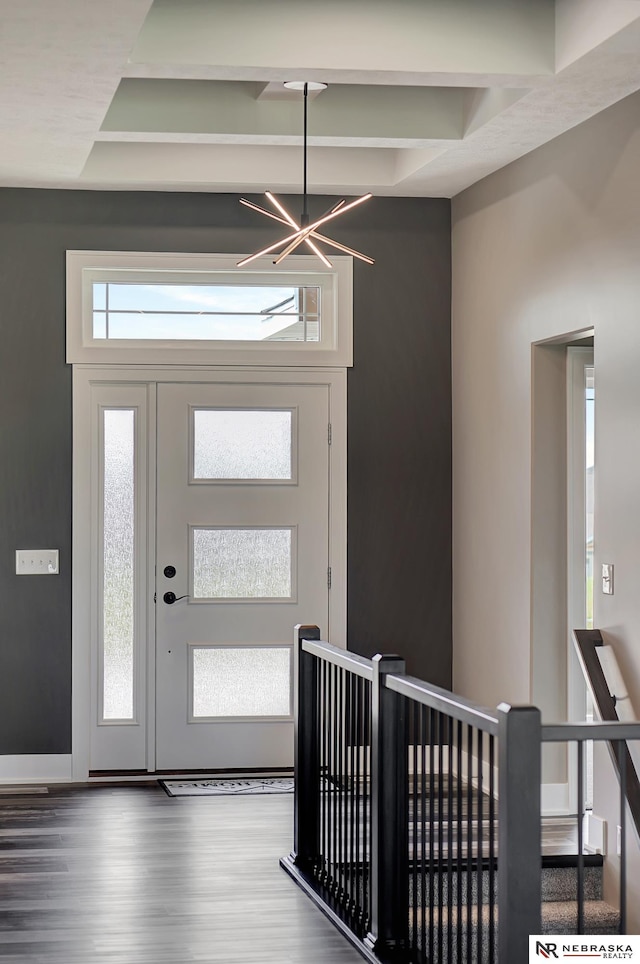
<box><xmin>282</xmin><ymin>625</ymin><xmax>640</xmax><ymax>964</ymax></box>
<box><xmin>285</xmin><ymin>624</ymin><xmax>375</xmax><ymax>939</ymax></box>
<box><xmin>385</xmin><ymin>674</ymin><xmax>501</xmax><ymax>963</ymax></box>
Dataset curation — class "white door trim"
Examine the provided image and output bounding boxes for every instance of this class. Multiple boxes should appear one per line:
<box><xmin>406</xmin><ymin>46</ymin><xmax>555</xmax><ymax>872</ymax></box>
<box><xmin>566</xmin><ymin>346</ymin><xmax>594</xmax><ymax>814</ymax></box>
<box><xmin>72</xmin><ymin>365</ymin><xmax>347</xmax><ymax>781</ymax></box>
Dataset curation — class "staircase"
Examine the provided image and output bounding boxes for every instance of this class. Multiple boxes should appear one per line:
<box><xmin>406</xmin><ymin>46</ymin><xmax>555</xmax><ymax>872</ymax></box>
<box><xmin>286</xmin><ymin>629</ymin><xmax>638</xmax><ymax>964</ymax></box>
<box><xmin>408</xmin><ymin>818</ymin><xmax>620</xmax><ymax>963</ymax></box>
<box><xmin>540</xmin><ymin>854</ymin><xmax>618</xmax><ymax>934</ymax></box>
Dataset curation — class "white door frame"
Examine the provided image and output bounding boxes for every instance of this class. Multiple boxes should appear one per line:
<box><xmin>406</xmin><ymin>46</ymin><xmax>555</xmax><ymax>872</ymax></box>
<box><xmin>71</xmin><ymin>365</ymin><xmax>347</xmax><ymax>781</ymax></box>
<box><xmin>566</xmin><ymin>346</ymin><xmax>594</xmax><ymax>814</ymax></box>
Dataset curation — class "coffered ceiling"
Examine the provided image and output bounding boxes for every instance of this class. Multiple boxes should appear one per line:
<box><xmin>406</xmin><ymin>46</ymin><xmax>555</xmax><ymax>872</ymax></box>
<box><xmin>2</xmin><ymin>0</ymin><xmax>640</xmax><ymax>197</ymax></box>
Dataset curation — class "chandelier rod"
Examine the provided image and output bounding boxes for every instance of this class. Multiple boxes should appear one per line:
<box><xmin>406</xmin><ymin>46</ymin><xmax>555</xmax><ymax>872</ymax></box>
<box><xmin>302</xmin><ymin>82</ymin><xmax>309</xmax><ymax>226</ymax></box>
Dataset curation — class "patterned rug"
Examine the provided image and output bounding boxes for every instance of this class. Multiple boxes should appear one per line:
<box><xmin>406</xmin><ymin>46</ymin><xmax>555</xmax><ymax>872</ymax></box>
<box><xmin>159</xmin><ymin>777</ymin><xmax>294</xmax><ymax>797</ymax></box>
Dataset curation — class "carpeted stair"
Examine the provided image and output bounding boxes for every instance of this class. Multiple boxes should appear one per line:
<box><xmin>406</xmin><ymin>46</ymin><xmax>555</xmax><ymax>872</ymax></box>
<box><xmin>540</xmin><ymin>856</ymin><xmax>619</xmax><ymax>934</ymax></box>
<box><xmin>409</xmin><ymin>853</ymin><xmax>619</xmax><ymax>963</ymax></box>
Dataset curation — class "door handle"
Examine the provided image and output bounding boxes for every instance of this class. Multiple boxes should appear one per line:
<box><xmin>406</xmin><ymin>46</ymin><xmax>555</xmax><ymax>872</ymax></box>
<box><xmin>163</xmin><ymin>591</ymin><xmax>190</xmax><ymax>605</ymax></box>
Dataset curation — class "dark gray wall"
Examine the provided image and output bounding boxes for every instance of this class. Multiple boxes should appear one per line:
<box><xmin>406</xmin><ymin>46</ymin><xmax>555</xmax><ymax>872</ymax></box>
<box><xmin>345</xmin><ymin>199</ymin><xmax>452</xmax><ymax>684</ymax></box>
<box><xmin>0</xmin><ymin>188</ymin><xmax>451</xmax><ymax>755</ymax></box>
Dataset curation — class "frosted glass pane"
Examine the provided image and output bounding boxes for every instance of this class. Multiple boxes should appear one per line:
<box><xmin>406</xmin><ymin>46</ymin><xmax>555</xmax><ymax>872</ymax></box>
<box><xmin>103</xmin><ymin>410</ymin><xmax>135</xmax><ymax>720</ymax></box>
<box><xmin>193</xmin><ymin>409</ymin><xmax>292</xmax><ymax>480</ymax></box>
<box><xmin>193</xmin><ymin>528</ymin><xmax>292</xmax><ymax>598</ymax></box>
<box><xmin>192</xmin><ymin>647</ymin><xmax>291</xmax><ymax>717</ymax></box>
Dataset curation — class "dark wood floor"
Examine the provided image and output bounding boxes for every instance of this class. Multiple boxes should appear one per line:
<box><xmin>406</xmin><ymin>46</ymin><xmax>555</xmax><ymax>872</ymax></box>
<box><xmin>0</xmin><ymin>784</ymin><xmax>364</xmax><ymax>964</ymax></box>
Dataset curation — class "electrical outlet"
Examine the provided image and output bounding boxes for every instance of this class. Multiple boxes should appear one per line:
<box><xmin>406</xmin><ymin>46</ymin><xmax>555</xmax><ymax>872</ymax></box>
<box><xmin>15</xmin><ymin>549</ymin><xmax>59</xmax><ymax>575</ymax></box>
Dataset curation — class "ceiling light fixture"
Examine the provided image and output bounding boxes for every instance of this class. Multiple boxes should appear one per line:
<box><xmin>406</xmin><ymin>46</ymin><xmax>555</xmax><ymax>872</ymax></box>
<box><xmin>237</xmin><ymin>81</ymin><xmax>374</xmax><ymax>268</ymax></box>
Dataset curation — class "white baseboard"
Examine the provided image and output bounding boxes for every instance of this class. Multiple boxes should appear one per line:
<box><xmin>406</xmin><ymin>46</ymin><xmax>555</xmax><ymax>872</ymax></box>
<box><xmin>541</xmin><ymin>782</ymin><xmax>570</xmax><ymax>815</ymax></box>
<box><xmin>0</xmin><ymin>754</ymin><xmax>73</xmax><ymax>784</ymax></box>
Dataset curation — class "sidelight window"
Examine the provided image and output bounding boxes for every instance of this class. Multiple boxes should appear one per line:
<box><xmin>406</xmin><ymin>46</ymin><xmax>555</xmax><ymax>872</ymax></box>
<box><xmin>101</xmin><ymin>408</ymin><xmax>136</xmax><ymax>721</ymax></box>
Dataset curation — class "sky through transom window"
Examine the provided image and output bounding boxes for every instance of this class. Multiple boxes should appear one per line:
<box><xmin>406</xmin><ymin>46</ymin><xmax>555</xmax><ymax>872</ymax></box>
<box><xmin>92</xmin><ymin>283</ymin><xmax>320</xmax><ymax>342</ymax></box>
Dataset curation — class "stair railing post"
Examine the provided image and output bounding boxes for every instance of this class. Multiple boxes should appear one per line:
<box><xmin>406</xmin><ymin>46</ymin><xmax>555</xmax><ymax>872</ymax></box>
<box><xmin>365</xmin><ymin>654</ymin><xmax>409</xmax><ymax>956</ymax></box>
<box><xmin>497</xmin><ymin>703</ymin><xmax>542</xmax><ymax>963</ymax></box>
<box><xmin>290</xmin><ymin>624</ymin><xmax>321</xmax><ymax>871</ymax></box>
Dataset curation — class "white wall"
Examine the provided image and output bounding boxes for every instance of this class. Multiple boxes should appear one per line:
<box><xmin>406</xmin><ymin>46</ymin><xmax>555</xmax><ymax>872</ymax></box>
<box><xmin>452</xmin><ymin>89</ymin><xmax>640</xmax><ymax>924</ymax></box>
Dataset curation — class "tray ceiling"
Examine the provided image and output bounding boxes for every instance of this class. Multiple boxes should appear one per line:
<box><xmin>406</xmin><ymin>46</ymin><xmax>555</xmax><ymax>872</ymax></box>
<box><xmin>2</xmin><ymin>0</ymin><xmax>640</xmax><ymax>197</ymax></box>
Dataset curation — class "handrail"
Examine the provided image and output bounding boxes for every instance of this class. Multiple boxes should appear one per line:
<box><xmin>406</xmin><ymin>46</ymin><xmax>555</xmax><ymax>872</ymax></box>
<box><xmin>384</xmin><ymin>673</ymin><xmax>499</xmax><ymax>735</ymax></box>
<box><xmin>543</xmin><ymin>720</ymin><xmax>640</xmax><ymax>742</ymax></box>
<box><xmin>573</xmin><ymin>628</ymin><xmax>640</xmax><ymax>841</ymax></box>
<box><xmin>285</xmin><ymin>623</ymin><xmax>640</xmax><ymax>962</ymax></box>
<box><xmin>301</xmin><ymin>637</ymin><xmax>374</xmax><ymax>681</ymax></box>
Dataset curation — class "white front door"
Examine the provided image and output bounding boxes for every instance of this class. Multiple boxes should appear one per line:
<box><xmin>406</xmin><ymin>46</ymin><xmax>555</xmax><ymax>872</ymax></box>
<box><xmin>154</xmin><ymin>381</ymin><xmax>330</xmax><ymax>769</ymax></box>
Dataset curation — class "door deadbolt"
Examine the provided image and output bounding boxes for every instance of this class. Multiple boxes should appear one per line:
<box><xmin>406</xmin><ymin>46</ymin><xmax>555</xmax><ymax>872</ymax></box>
<box><xmin>164</xmin><ymin>565</ymin><xmax>176</xmax><ymax>579</ymax></box>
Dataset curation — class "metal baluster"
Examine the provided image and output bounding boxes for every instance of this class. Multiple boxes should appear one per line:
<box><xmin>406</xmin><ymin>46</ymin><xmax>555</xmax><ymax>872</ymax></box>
<box><xmin>364</xmin><ymin>681</ymin><xmax>371</xmax><ymax>932</ymax></box>
<box><xmin>413</xmin><ymin>701</ymin><xmax>419</xmax><ymax>954</ymax></box>
<box><xmin>619</xmin><ymin>741</ymin><xmax>627</xmax><ymax>935</ymax></box>
<box><xmin>322</xmin><ymin>660</ymin><xmax>328</xmax><ymax>886</ymax></box>
<box><xmin>316</xmin><ymin>657</ymin><xmax>322</xmax><ymax>880</ymax></box>
<box><xmin>333</xmin><ymin>666</ymin><xmax>342</xmax><ymax>896</ymax></box>
<box><xmin>352</xmin><ymin>672</ymin><xmax>359</xmax><ymax>920</ymax></box>
<box><xmin>347</xmin><ymin>671</ymin><xmax>355</xmax><ymax>917</ymax></box>
<box><xmin>355</xmin><ymin>675</ymin><xmax>362</xmax><ymax>928</ymax></box>
<box><xmin>343</xmin><ymin>668</ymin><xmax>349</xmax><ymax>902</ymax></box>
<box><xmin>429</xmin><ymin>707</ymin><xmax>436</xmax><ymax>964</ymax></box>
<box><xmin>577</xmin><ymin>740</ymin><xmax>584</xmax><ymax>934</ymax></box>
<box><xmin>343</xmin><ymin>669</ymin><xmax>348</xmax><ymax>906</ymax></box>
<box><xmin>325</xmin><ymin>660</ymin><xmax>331</xmax><ymax>886</ymax></box>
<box><xmin>457</xmin><ymin>720</ymin><xmax>463</xmax><ymax>964</ymax></box>
<box><xmin>476</xmin><ymin>728</ymin><xmax>484</xmax><ymax>964</ymax></box>
<box><xmin>343</xmin><ymin>671</ymin><xmax>349</xmax><ymax>909</ymax></box>
<box><xmin>438</xmin><ymin>711</ymin><xmax>444</xmax><ymax>964</ymax></box>
<box><xmin>421</xmin><ymin>706</ymin><xmax>427</xmax><ymax>961</ymax></box>
<box><xmin>317</xmin><ymin>659</ymin><xmax>327</xmax><ymax>883</ymax></box>
<box><xmin>337</xmin><ymin>666</ymin><xmax>344</xmax><ymax>900</ymax></box>
<box><xmin>447</xmin><ymin>719</ymin><xmax>454</xmax><ymax>963</ymax></box>
<box><xmin>466</xmin><ymin>724</ymin><xmax>473</xmax><ymax>963</ymax></box>
<box><xmin>488</xmin><ymin>733</ymin><xmax>496</xmax><ymax>963</ymax></box>
<box><xmin>330</xmin><ymin>662</ymin><xmax>336</xmax><ymax>890</ymax></box>
<box><xmin>343</xmin><ymin>670</ymin><xmax>349</xmax><ymax>909</ymax></box>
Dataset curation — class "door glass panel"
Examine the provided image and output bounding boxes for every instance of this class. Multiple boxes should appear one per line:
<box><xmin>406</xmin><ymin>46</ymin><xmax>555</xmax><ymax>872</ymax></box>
<box><xmin>191</xmin><ymin>647</ymin><xmax>291</xmax><ymax>718</ymax></box>
<box><xmin>193</xmin><ymin>409</ymin><xmax>292</xmax><ymax>480</ymax></box>
<box><xmin>192</xmin><ymin>527</ymin><xmax>293</xmax><ymax>599</ymax></box>
<box><xmin>102</xmin><ymin>409</ymin><xmax>135</xmax><ymax>720</ymax></box>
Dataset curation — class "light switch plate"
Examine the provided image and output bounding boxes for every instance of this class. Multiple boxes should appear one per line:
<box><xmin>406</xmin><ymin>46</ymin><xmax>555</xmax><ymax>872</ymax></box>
<box><xmin>602</xmin><ymin>562</ymin><xmax>614</xmax><ymax>595</ymax></box>
<box><xmin>15</xmin><ymin>549</ymin><xmax>59</xmax><ymax>575</ymax></box>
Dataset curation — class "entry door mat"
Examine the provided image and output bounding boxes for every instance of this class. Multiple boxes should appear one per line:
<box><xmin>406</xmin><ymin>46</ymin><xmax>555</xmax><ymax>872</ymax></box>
<box><xmin>159</xmin><ymin>777</ymin><xmax>294</xmax><ymax>797</ymax></box>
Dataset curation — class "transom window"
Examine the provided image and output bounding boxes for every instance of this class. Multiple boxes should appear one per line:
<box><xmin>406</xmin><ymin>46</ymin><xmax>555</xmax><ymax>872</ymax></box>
<box><xmin>66</xmin><ymin>251</ymin><xmax>352</xmax><ymax>367</ymax></box>
<box><xmin>92</xmin><ymin>283</ymin><xmax>320</xmax><ymax>343</ymax></box>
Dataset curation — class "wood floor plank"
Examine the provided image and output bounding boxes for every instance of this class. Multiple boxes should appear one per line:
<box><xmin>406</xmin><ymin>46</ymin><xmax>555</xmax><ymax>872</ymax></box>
<box><xmin>0</xmin><ymin>786</ymin><xmax>364</xmax><ymax>963</ymax></box>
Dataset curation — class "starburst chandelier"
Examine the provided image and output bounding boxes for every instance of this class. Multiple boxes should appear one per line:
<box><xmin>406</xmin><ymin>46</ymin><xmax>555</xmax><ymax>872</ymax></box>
<box><xmin>237</xmin><ymin>81</ymin><xmax>374</xmax><ymax>268</ymax></box>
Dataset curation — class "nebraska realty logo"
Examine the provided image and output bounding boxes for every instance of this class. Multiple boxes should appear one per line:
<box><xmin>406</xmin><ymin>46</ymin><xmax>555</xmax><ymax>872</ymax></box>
<box><xmin>529</xmin><ymin>936</ymin><xmax>639</xmax><ymax>961</ymax></box>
